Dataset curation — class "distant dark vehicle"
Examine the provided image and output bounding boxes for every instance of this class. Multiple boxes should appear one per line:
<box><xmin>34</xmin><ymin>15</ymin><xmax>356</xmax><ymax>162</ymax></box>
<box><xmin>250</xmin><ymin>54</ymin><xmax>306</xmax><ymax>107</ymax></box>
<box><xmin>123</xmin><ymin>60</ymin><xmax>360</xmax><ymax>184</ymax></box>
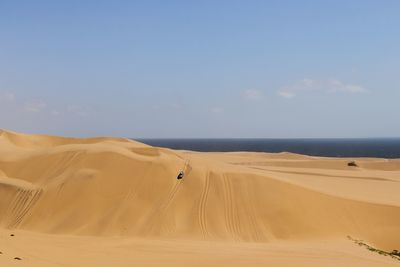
<box><xmin>177</xmin><ymin>171</ymin><xmax>184</xmax><ymax>180</ymax></box>
<box><xmin>347</xmin><ymin>161</ymin><xmax>358</xmax><ymax>167</ymax></box>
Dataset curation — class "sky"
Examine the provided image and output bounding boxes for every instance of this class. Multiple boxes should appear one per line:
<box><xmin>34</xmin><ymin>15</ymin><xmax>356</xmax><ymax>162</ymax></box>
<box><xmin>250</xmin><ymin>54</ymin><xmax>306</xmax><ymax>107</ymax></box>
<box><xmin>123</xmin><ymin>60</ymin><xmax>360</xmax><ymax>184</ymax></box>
<box><xmin>1</xmin><ymin>0</ymin><xmax>400</xmax><ymax>138</ymax></box>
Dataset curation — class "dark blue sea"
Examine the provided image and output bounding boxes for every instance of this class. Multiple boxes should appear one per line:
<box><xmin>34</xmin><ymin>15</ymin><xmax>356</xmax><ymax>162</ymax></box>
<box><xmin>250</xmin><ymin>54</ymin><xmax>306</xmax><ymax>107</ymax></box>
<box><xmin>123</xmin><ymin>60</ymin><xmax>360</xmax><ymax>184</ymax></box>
<box><xmin>137</xmin><ymin>138</ymin><xmax>400</xmax><ymax>159</ymax></box>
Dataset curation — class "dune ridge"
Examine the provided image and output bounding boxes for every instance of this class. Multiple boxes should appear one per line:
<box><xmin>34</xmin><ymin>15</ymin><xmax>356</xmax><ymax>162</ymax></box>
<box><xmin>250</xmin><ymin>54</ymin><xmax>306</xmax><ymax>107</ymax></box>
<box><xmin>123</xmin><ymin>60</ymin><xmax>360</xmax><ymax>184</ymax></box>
<box><xmin>1</xmin><ymin>129</ymin><xmax>400</xmax><ymax>266</ymax></box>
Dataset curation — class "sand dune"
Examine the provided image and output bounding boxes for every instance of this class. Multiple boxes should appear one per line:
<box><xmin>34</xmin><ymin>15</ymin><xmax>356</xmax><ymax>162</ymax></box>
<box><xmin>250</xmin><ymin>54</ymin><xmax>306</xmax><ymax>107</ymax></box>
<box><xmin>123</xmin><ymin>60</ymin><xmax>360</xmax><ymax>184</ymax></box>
<box><xmin>0</xmin><ymin>129</ymin><xmax>399</xmax><ymax>266</ymax></box>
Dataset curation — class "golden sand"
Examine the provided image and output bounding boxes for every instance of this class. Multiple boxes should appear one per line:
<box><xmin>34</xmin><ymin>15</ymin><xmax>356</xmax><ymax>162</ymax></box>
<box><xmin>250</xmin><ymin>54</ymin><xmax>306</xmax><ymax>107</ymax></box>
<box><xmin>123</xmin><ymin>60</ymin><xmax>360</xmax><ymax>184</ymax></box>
<box><xmin>1</xmin><ymin>129</ymin><xmax>399</xmax><ymax>266</ymax></box>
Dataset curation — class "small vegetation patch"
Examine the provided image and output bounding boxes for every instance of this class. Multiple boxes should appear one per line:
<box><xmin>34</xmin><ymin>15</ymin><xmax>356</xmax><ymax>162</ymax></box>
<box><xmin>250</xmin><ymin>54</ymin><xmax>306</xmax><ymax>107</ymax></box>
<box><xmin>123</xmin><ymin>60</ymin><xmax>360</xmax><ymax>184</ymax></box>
<box><xmin>348</xmin><ymin>236</ymin><xmax>400</xmax><ymax>261</ymax></box>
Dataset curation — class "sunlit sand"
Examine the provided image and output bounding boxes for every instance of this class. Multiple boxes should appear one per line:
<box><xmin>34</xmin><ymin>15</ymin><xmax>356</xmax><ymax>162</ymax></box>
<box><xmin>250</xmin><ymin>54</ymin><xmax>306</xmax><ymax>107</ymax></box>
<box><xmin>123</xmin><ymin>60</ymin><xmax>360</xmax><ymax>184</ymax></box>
<box><xmin>1</xmin><ymin>129</ymin><xmax>399</xmax><ymax>266</ymax></box>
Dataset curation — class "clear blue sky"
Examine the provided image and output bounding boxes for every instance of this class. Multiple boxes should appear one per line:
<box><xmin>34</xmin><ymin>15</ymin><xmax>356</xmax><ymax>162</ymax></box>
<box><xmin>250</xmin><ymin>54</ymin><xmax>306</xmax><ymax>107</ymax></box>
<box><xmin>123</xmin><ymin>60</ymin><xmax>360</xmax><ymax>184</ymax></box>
<box><xmin>1</xmin><ymin>0</ymin><xmax>399</xmax><ymax>138</ymax></box>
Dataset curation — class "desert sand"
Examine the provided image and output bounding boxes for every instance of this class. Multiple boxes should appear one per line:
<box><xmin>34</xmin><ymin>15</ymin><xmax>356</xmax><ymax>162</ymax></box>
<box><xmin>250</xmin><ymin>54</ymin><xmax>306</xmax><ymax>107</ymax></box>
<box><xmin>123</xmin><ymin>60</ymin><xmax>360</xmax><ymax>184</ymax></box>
<box><xmin>0</xmin><ymin>129</ymin><xmax>399</xmax><ymax>266</ymax></box>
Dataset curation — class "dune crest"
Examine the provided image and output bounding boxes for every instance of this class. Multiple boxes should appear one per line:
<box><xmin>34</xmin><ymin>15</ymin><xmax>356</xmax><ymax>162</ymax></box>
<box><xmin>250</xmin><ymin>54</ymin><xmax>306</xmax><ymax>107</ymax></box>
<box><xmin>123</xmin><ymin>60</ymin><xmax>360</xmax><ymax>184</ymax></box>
<box><xmin>0</xmin><ymin>130</ymin><xmax>399</xmax><ymax>253</ymax></box>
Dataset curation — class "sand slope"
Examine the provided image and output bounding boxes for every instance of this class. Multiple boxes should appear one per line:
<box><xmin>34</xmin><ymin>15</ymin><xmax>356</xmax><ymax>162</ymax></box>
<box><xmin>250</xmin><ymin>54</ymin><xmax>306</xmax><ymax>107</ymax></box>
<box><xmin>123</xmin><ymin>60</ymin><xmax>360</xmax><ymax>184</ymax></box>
<box><xmin>0</xmin><ymin>129</ymin><xmax>399</xmax><ymax>266</ymax></box>
<box><xmin>1</xmin><ymin>230</ymin><xmax>399</xmax><ymax>267</ymax></box>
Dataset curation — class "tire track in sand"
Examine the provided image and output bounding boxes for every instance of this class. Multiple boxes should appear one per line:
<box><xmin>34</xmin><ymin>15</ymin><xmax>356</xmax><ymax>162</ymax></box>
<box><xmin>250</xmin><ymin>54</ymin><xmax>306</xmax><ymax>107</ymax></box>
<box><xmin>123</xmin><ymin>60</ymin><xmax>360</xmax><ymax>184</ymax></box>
<box><xmin>143</xmin><ymin>160</ymin><xmax>189</xmax><ymax>234</ymax></box>
<box><xmin>148</xmin><ymin>181</ymin><xmax>181</xmax><ymax>232</ymax></box>
<box><xmin>243</xmin><ymin>182</ymin><xmax>264</xmax><ymax>242</ymax></box>
<box><xmin>162</xmin><ymin>180</ymin><xmax>182</xmax><ymax>213</ymax></box>
<box><xmin>198</xmin><ymin>170</ymin><xmax>210</xmax><ymax>238</ymax></box>
<box><xmin>6</xmin><ymin>188</ymin><xmax>42</xmax><ymax>229</ymax></box>
<box><xmin>162</xmin><ymin>159</ymin><xmax>193</xmax><ymax>214</ymax></box>
<box><xmin>162</xmin><ymin>159</ymin><xmax>190</xmax><ymax>213</ymax></box>
<box><xmin>223</xmin><ymin>174</ymin><xmax>241</xmax><ymax>241</ymax></box>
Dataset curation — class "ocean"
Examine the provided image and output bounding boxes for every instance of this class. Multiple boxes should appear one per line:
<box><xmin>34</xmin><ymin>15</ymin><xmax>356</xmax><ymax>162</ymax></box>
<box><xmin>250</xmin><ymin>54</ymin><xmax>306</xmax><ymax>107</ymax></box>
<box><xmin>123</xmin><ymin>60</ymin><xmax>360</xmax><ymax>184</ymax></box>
<box><xmin>137</xmin><ymin>138</ymin><xmax>400</xmax><ymax>159</ymax></box>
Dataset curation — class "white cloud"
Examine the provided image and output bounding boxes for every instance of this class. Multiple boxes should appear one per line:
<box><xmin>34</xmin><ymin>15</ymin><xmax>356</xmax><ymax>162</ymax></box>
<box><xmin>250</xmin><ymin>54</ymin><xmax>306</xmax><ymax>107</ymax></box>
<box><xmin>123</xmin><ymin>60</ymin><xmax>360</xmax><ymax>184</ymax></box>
<box><xmin>243</xmin><ymin>89</ymin><xmax>262</xmax><ymax>100</ymax></box>
<box><xmin>24</xmin><ymin>100</ymin><xmax>47</xmax><ymax>112</ymax></box>
<box><xmin>0</xmin><ymin>92</ymin><xmax>49</xmax><ymax>115</ymax></box>
<box><xmin>278</xmin><ymin>91</ymin><xmax>295</xmax><ymax>99</ymax></box>
<box><xmin>327</xmin><ymin>79</ymin><xmax>366</xmax><ymax>93</ymax></box>
<box><xmin>210</xmin><ymin>107</ymin><xmax>224</xmax><ymax>113</ymax></box>
<box><xmin>277</xmin><ymin>79</ymin><xmax>367</xmax><ymax>98</ymax></box>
